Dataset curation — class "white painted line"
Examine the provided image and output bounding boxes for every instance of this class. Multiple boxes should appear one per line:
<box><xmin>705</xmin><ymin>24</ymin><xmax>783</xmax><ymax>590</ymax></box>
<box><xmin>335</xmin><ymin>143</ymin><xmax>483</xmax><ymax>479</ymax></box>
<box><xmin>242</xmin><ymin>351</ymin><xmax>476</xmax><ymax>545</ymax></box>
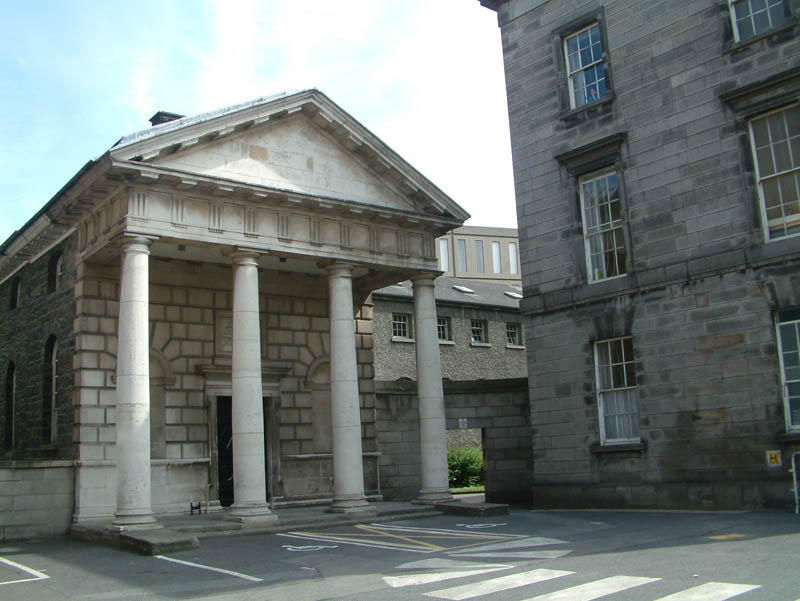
<box><xmin>397</xmin><ymin>558</ymin><xmax>511</xmax><ymax>570</ymax></box>
<box><xmin>521</xmin><ymin>575</ymin><xmax>660</xmax><ymax>601</ymax></box>
<box><xmin>448</xmin><ymin>536</ymin><xmax>569</xmax><ymax>554</ymax></box>
<box><xmin>426</xmin><ymin>568</ymin><xmax>574</xmax><ymax>600</ymax></box>
<box><xmin>653</xmin><ymin>582</ymin><xmax>761</xmax><ymax>600</ymax></box>
<box><xmin>451</xmin><ymin>550</ymin><xmax>572</xmax><ymax>560</ymax></box>
<box><xmin>277</xmin><ymin>532</ymin><xmax>433</xmax><ymax>553</ymax></box>
<box><xmin>367</xmin><ymin>523</ymin><xmax>529</xmax><ymax>537</ymax></box>
<box><xmin>384</xmin><ymin>566</ymin><xmax>511</xmax><ymax>588</ymax></box>
<box><xmin>154</xmin><ymin>555</ymin><xmax>263</xmax><ymax>582</ymax></box>
<box><xmin>0</xmin><ymin>556</ymin><xmax>50</xmax><ymax>586</ymax></box>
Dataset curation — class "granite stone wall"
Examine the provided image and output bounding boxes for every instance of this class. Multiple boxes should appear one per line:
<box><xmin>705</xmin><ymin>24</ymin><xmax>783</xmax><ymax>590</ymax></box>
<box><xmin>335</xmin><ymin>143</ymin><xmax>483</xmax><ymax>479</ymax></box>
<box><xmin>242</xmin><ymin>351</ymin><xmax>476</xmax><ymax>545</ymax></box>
<box><xmin>492</xmin><ymin>0</ymin><xmax>800</xmax><ymax>509</ymax></box>
<box><xmin>0</xmin><ymin>236</ymin><xmax>76</xmax><ymax>459</ymax></box>
<box><xmin>376</xmin><ymin>378</ymin><xmax>532</xmax><ymax>502</ymax></box>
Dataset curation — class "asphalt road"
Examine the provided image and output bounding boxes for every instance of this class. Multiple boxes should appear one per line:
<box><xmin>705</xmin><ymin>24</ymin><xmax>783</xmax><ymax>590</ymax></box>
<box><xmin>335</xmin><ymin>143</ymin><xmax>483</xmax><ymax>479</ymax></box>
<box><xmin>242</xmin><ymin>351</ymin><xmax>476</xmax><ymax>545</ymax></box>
<box><xmin>1</xmin><ymin>508</ymin><xmax>799</xmax><ymax>601</ymax></box>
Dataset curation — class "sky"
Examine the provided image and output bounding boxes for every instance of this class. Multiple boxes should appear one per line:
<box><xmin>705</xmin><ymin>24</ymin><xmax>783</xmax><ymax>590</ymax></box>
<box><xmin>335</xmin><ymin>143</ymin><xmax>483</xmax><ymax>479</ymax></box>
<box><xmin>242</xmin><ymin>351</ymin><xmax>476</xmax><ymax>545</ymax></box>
<box><xmin>0</xmin><ymin>0</ymin><xmax>515</xmax><ymax>245</ymax></box>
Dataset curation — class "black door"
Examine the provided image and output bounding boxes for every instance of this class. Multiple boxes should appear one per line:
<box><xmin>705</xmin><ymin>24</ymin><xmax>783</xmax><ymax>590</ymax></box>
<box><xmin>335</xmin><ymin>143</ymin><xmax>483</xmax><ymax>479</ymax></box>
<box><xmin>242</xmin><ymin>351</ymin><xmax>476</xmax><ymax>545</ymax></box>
<box><xmin>216</xmin><ymin>396</ymin><xmax>234</xmax><ymax>507</ymax></box>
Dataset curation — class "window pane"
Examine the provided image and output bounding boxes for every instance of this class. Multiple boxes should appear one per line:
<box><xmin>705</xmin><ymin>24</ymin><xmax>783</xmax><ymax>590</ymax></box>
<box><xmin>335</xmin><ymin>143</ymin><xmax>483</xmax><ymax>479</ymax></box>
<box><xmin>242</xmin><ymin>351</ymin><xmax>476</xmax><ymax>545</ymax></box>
<box><xmin>509</xmin><ymin>242</ymin><xmax>518</xmax><ymax>275</ymax></box>
<box><xmin>457</xmin><ymin>239</ymin><xmax>467</xmax><ymax>273</ymax></box>
<box><xmin>475</xmin><ymin>240</ymin><xmax>485</xmax><ymax>273</ymax></box>
<box><xmin>439</xmin><ymin>239</ymin><xmax>449</xmax><ymax>272</ymax></box>
<box><xmin>492</xmin><ymin>241</ymin><xmax>502</xmax><ymax>273</ymax></box>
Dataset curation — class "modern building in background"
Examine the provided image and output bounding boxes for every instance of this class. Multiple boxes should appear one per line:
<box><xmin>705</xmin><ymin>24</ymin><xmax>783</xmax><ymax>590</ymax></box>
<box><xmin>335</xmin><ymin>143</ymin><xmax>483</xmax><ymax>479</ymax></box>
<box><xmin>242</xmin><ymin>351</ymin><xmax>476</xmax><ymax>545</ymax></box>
<box><xmin>483</xmin><ymin>0</ymin><xmax>800</xmax><ymax>509</ymax></box>
<box><xmin>436</xmin><ymin>226</ymin><xmax>521</xmax><ymax>283</ymax></box>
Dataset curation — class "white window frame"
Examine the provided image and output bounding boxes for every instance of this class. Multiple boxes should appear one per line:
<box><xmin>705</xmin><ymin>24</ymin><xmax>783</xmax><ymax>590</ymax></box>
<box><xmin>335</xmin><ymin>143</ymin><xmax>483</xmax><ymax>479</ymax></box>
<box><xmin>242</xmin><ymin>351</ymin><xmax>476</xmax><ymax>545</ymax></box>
<box><xmin>747</xmin><ymin>104</ymin><xmax>800</xmax><ymax>242</ymax></box>
<box><xmin>470</xmin><ymin>320</ymin><xmax>488</xmax><ymax>344</ymax></box>
<box><xmin>391</xmin><ymin>313</ymin><xmax>413</xmax><ymax>341</ymax></box>
<box><xmin>508</xmin><ymin>242</ymin><xmax>519</xmax><ymax>275</ymax></box>
<box><xmin>437</xmin><ymin>316</ymin><xmax>452</xmax><ymax>342</ymax></box>
<box><xmin>594</xmin><ymin>336</ymin><xmax>640</xmax><ymax>445</ymax></box>
<box><xmin>491</xmin><ymin>241</ymin><xmax>502</xmax><ymax>274</ymax></box>
<box><xmin>728</xmin><ymin>0</ymin><xmax>791</xmax><ymax>42</ymax></box>
<box><xmin>439</xmin><ymin>238</ymin><xmax>449</xmax><ymax>272</ymax></box>
<box><xmin>563</xmin><ymin>22</ymin><xmax>608</xmax><ymax>109</ymax></box>
<box><xmin>475</xmin><ymin>240</ymin><xmax>485</xmax><ymax>273</ymax></box>
<box><xmin>776</xmin><ymin>308</ymin><xmax>800</xmax><ymax>432</ymax></box>
<box><xmin>505</xmin><ymin>322</ymin><xmax>523</xmax><ymax>347</ymax></box>
<box><xmin>457</xmin><ymin>239</ymin><xmax>468</xmax><ymax>273</ymax></box>
<box><xmin>580</xmin><ymin>169</ymin><xmax>627</xmax><ymax>283</ymax></box>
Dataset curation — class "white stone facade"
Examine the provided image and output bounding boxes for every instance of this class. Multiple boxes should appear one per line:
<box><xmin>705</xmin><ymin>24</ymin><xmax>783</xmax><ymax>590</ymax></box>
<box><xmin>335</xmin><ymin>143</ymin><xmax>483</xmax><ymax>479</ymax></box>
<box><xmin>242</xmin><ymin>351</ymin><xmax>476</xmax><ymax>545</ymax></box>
<box><xmin>0</xmin><ymin>90</ymin><xmax>468</xmax><ymax>538</ymax></box>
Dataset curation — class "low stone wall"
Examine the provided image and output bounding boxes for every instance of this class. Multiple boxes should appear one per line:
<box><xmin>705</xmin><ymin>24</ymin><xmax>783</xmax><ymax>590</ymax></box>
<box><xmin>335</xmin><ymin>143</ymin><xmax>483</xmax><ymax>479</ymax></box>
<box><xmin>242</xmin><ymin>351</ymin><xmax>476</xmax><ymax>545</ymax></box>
<box><xmin>0</xmin><ymin>460</ymin><xmax>74</xmax><ymax>541</ymax></box>
<box><xmin>376</xmin><ymin>378</ymin><xmax>532</xmax><ymax>503</ymax></box>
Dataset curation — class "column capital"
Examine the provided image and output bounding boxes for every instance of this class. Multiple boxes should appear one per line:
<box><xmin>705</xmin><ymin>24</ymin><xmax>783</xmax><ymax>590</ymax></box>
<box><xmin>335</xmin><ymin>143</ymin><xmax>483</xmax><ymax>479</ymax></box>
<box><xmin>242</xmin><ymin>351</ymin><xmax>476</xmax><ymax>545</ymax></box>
<box><xmin>119</xmin><ymin>235</ymin><xmax>154</xmax><ymax>254</ymax></box>
<box><xmin>411</xmin><ymin>272</ymin><xmax>438</xmax><ymax>288</ymax></box>
<box><xmin>224</xmin><ymin>247</ymin><xmax>261</xmax><ymax>266</ymax></box>
<box><xmin>326</xmin><ymin>261</ymin><xmax>355</xmax><ymax>279</ymax></box>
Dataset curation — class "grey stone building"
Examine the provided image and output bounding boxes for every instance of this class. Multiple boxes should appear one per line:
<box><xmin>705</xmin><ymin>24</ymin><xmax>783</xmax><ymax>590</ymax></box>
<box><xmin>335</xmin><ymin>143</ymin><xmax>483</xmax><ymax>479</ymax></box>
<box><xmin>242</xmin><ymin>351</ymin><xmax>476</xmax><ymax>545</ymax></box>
<box><xmin>371</xmin><ymin>272</ymin><xmax>532</xmax><ymax>502</ymax></box>
<box><xmin>483</xmin><ymin>0</ymin><xmax>800</xmax><ymax>509</ymax></box>
<box><xmin>0</xmin><ymin>89</ymin><xmax>472</xmax><ymax>540</ymax></box>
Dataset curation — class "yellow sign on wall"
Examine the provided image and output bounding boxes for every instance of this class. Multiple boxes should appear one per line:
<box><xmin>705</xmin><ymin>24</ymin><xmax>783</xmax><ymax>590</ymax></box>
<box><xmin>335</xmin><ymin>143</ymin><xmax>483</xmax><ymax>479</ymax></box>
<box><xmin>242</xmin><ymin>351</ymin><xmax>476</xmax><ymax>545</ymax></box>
<box><xmin>766</xmin><ymin>450</ymin><xmax>782</xmax><ymax>466</ymax></box>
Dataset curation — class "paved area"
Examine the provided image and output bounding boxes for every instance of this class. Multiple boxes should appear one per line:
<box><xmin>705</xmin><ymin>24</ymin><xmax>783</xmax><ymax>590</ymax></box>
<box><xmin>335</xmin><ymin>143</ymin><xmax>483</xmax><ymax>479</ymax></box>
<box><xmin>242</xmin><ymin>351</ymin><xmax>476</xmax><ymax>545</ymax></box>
<box><xmin>2</xmin><ymin>506</ymin><xmax>799</xmax><ymax>601</ymax></box>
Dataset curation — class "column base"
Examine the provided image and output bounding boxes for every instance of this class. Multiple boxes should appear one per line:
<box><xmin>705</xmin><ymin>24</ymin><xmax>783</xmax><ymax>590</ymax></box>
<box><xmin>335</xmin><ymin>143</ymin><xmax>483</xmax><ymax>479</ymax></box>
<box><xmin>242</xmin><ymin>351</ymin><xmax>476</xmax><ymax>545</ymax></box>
<box><xmin>326</xmin><ymin>496</ymin><xmax>377</xmax><ymax>514</ymax></box>
<box><xmin>225</xmin><ymin>503</ymin><xmax>278</xmax><ymax>526</ymax></box>
<box><xmin>413</xmin><ymin>489</ymin><xmax>453</xmax><ymax>505</ymax></box>
<box><xmin>108</xmin><ymin>511</ymin><xmax>161</xmax><ymax>532</ymax></box>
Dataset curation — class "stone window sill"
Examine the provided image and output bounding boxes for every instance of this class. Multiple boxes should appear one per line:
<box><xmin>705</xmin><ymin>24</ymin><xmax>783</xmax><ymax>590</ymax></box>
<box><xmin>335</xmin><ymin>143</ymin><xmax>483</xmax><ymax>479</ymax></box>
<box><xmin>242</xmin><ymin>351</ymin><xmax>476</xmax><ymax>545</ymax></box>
<box><xmin>506</xmin><ymin>344</ymin><xmax>525</xmax><ymax>350</ymax></box>
<box><xmin>590</xmin><ymin>441</ymin><xmax>645</xmax><ymax>455</ymax></box>
<box><xmin>438</xmin><ymin>340</ymin><xmax>455</xmax><ymax>346</ymax></box>
<box><xmin>391</xmin><ymin>337</ymin><xmax>415</xmax><ymax>344</ymax></box>
<box><xmin>725</xmin><ymin>20</ymin><xmax>798</xmax><ymax>54</ymax></box>
<box><xmin>470</xmin><ymin>342</ymin><xmax>491</xmax><ymax>348</ymax></box>
<box><xmin>559</xmin><ymin>93</ymin><xmax>615</xmax><ymax>122</ymax></box>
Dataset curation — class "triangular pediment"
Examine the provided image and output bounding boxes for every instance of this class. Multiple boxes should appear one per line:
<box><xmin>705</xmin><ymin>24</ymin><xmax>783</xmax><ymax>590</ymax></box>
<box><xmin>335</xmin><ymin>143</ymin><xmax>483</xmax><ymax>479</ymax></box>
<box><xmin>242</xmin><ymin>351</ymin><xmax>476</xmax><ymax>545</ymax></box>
<box><xmin>151</xmin><ymin>114</ymin><xmax>420</xmax><ymax>213</ymax></box>
<box><xmin>109</xmin><ymin>90</ymin><xmax>470</xmax><ymax>221</ymax></box>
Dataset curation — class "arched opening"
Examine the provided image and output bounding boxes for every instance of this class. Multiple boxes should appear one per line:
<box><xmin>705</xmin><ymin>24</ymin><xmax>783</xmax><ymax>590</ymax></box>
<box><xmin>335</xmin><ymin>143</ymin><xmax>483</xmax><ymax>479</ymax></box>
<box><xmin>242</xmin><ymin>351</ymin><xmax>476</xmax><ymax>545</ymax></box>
<box><xmin>306</xmin><ymin>357</ymin><xmax>332</xmax><ymax>454</ymax></box>
<box><xmin>149</xmin><ymin>350</ymin><xmax>172</xmax><ymax>460</ymax></box>
<box><xmin>48</xmin><ymin>251</ymin><xmax>63</xmax><ymax>293</ymax></box>
<box><xmin>9</xmin><ymin>278</ymin><xmax>20</xmax><ymax>310</ymax></box>
<box><xmin>4</xmin><ymin>362</ymin><xmax>14</xmax><ymax>451</ymax></box>
<box><xmin>43</xmin><ymin>336</ymin><xmax>58</xmax><ymax>445</ymax></box>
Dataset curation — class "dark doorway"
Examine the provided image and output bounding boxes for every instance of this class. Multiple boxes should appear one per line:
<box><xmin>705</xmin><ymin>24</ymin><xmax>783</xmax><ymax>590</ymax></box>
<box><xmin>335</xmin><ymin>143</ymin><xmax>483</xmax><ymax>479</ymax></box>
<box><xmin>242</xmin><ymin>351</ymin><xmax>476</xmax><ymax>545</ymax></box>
<box><xmin>216</xmin><ymin>396</ymin><xmax>234</xmax><ymax>506</ymax></box>
<box><xmin>216</xmin><ymin>396</ymin><xmax>271</xmax><ymax>507</ymax></box>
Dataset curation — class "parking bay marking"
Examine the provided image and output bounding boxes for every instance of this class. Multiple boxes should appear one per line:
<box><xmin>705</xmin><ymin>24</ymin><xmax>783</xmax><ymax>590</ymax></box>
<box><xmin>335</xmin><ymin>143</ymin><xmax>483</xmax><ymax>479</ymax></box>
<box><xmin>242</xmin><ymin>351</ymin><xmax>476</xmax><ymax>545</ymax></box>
<box><xmin>0</xmin><ymin>556</ymin><xmax>50</xmax><ymax>586</ymax></box>
<box><xmin>278</xmin><ymin>524</ymin><xmax>533</xmax><ymax>553</ymax></box>
<box><xmin>154</xmin><ymin>555</ymin><xmax>263</xmax><ymax>582</ymax></box>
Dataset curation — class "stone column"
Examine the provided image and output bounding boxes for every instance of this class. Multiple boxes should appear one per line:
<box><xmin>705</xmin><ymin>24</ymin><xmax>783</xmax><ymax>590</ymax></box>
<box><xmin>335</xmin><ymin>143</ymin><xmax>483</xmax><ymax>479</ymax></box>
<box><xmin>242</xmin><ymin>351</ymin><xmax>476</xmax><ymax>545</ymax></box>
<box><xmin>412</xmin><ymin>273</ymin><xmax>452</xmax><ymax>503</ymax></box>
<box><xmin>326</xmin><ymin>263</ymin><xmax>374</xmax><ymax>513</ymax></box>
<box><xmin>226</xmin><ymin>250</ymin><xmax>277</xmax><ymax>524</ymax></box>
<box><xmin>112</xmin><ymin>236</ymin><xmax>158</xmax><ymax>530</ymax></box>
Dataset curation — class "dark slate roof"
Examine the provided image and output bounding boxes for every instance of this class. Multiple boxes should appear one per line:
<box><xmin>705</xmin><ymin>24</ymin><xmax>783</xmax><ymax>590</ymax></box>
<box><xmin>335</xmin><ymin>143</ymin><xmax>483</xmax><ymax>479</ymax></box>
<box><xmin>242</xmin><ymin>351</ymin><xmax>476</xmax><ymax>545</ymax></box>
<box><xmin>373</xmin><ymin>276</ymin><xmax>523</xmax><ymax>309</ymax></box>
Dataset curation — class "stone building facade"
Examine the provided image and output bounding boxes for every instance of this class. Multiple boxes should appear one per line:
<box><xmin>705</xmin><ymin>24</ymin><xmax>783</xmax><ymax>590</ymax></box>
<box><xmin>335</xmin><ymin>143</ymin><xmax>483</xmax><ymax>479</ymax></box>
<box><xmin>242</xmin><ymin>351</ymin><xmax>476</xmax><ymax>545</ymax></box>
<box><xmin>483</xmin><ymin>0</ymin><xmax>800</xmax><ymax>509</ymax></box>
<box><xmin>0</xmin><ymin>90</ymin><xmax>470</xmax><ymax>539</ymax></box>
<box><xmin>371</xmin><ymin>275</ymin><xmax>532</xmax><ymax>502</ymax></box>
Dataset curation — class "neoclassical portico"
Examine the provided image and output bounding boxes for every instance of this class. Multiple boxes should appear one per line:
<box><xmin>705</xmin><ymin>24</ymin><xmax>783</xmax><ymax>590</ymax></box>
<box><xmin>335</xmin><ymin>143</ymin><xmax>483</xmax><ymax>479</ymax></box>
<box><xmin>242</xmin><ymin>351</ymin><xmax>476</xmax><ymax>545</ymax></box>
<box><xmin>63</xmin><ymin>89</ymin><xmax>469</xmax><ymax>526</ymax></box>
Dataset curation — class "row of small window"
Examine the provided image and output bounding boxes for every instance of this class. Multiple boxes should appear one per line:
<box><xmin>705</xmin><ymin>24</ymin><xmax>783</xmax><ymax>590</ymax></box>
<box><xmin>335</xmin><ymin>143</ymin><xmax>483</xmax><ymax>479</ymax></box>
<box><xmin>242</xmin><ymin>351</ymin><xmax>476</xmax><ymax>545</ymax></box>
<box><xmin>392</xmin><ymin>313</ymin><xmax>523</xmax><ymax>346</ymax></box>
<box><xmin>563</xmin><ymin>1</ymin><xmax>794</xmax><ymax>111</ymax></box>
<box><xmin>438</xmin><ymin>239</ymin><xmax>519</xmax><ymax>276</ymax></box>
<box><xmin>578</xmin><ymin>103</ymin><xmax>799</xmax><ymax>284</ymax></box>
<box><xmin>7</xmin><ymin>252</ymin><xmax>64</xmax><ymax>310</ymax></box>
<box><xmin>2</xmin><ymin>336</ymin><xmax>59</xmax><ymax>451</ymax></box>
<box><xmin>595</xmin><ymin>309</ymin><xmax>800</xmax><ymax>445</ymax></box>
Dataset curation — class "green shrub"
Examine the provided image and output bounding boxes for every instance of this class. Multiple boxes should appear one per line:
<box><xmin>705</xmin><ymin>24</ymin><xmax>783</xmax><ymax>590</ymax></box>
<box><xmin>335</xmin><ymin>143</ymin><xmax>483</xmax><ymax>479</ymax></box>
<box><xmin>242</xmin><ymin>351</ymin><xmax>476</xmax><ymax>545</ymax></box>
<box><xmin>447</xmin><ymin>446</ymin><xmax>484</xmax><ymax>488</ymax></box>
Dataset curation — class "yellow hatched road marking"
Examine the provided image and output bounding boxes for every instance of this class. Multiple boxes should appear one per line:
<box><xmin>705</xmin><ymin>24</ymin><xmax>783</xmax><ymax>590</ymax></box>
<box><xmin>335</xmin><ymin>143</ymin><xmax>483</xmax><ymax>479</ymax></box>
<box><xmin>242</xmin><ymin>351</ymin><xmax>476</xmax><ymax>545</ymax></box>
<box><xmin>284</xmin><ymin>524</ymin><xmax>521</xmax><ymax>552</ymax></box>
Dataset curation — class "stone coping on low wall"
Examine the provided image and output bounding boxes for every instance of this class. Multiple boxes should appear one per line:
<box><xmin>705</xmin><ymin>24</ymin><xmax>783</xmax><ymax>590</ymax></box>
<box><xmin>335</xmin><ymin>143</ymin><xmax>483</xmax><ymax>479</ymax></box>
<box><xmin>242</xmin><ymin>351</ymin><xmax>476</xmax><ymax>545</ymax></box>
<box><xmin>376</xmin><ymin>377</ymin><xmax>529</xmax><ymax>395</ymax></box>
